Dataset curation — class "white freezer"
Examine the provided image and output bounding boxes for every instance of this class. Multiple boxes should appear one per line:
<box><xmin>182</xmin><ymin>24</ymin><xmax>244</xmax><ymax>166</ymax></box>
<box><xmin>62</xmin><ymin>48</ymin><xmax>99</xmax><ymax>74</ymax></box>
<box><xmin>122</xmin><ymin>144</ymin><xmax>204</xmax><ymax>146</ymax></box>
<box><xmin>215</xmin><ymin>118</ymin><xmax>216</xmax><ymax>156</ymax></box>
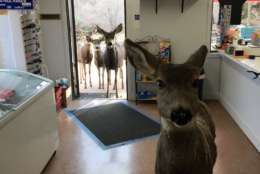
<box><xmin>0</xmin><ymin>69</ymin><xmax>59</xmax><ymax>174</ymax></box>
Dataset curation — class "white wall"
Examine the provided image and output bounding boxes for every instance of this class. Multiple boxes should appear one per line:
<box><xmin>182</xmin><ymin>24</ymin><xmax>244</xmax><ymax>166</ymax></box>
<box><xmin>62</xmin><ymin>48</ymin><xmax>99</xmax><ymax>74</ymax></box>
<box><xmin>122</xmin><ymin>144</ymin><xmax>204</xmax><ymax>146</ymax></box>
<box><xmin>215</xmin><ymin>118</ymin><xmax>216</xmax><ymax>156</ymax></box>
<box><xmin>140</xmin><ymin>0</ymin><xmax>212</xmax><ymax>63</ymax></box>
<box><xmin>126</xmin><ymin>0</ymin><xmax>141</xmax><ymax>100</ymax></box>
<box><xmin>0</xmin><ymin>11</ymin><xmax>26</xmax><ymax>71</ymax></box>
<box><xmin>39</xmin><ymin>0</ymin><xmax>71</xmax><ymax>81</ymax></box>
<box><xmin>203</xmin><ymin>54</ymin><xmax>221</xmax><ymax>100</ymax></box>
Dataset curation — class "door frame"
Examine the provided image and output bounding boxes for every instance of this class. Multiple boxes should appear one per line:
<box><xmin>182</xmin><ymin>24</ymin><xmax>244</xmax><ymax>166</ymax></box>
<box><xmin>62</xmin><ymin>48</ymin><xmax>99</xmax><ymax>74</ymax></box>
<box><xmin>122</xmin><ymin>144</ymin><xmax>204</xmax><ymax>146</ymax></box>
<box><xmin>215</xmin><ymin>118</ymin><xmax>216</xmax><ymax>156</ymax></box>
<box><xmin>66</xmin><ymin>0</ymin><xmax>80</xmax><ymax>99</ymax></box>
<box><xmin>66</xmin><ymin>0</ymin><xmax>128</xmax><ymax>100</ymax></box>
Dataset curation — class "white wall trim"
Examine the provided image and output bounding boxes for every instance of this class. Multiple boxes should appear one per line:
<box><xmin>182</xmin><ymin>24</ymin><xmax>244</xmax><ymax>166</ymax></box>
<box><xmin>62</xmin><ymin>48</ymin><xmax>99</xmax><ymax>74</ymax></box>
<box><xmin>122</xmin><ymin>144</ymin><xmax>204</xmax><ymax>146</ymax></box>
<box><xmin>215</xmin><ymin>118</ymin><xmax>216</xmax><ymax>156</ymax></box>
<box><xmin>7</xmin><ymin>13</ymin><xmax>16</xmax><ymax>68</ymax></box>
<box><xmin>206</xmin><ymin>0</ymin><xmax>213</xmax><ymax>48</ymax></box>
<box><xmin>0</xmin><ymin>11</ymin><xmax>26</xmax><ymax>70</ymax></box>
<box><xmin>60</xmin><ymin>0</ymin><xmax>71</xmax><ymax>81</ymax></box>
<box><xmin>126</xmin><ymin>0</ymin><xmax>140</xmax><ymax>101</ymax></box>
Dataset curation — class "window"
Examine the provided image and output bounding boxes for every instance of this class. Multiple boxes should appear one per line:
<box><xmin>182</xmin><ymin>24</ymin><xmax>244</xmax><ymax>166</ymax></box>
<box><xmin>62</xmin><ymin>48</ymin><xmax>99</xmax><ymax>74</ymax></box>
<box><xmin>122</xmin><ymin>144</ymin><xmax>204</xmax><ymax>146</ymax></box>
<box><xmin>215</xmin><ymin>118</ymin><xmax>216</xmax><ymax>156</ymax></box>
<box><xmin>241</xmin><ymin>1</ymin><xmax>260</xmax><ymax>26</ymax></box>
<box><xmin>210</xmin><ymin>0</ymin><xmax>260</xmax><ymax>51</ymax></box>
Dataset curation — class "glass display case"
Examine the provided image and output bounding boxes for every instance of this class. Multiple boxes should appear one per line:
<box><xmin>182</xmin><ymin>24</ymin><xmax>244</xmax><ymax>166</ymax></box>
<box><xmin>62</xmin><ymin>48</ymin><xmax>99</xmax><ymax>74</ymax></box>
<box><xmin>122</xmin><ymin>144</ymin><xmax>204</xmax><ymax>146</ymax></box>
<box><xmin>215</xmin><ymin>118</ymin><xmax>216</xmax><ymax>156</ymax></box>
<box><xmin>0</xmin><ymin>70</ymin><xmax>51</xmax><ymax>120</ymax></box>
<box><xmin>0</xmin><ymin>69</ymin><xmax>58</xmax><ymax>174</ymax></box>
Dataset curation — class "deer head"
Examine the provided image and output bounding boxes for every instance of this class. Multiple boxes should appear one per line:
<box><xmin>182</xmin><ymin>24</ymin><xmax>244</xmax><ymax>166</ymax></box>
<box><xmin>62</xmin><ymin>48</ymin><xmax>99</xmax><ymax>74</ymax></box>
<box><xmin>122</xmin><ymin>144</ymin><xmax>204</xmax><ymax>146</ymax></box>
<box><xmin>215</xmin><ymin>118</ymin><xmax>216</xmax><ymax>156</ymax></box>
<box><xmin>96</xmin><ymin>24</ymin><xmax>123</xmax><ymax>46</ymax></box>
<box><xmin>125</xmin><ymin>39</ymin><xmax>208</xmax><ymax>128</ymax></box>
<box><xmin>85</xmin><ymin>33</ymin><xmax>93</xmax><ymax>43</ymax></box>
<box><xmin>91</xmin><ymin>37</ymin><xmax>104</xmax><ymax>50</ymax></box>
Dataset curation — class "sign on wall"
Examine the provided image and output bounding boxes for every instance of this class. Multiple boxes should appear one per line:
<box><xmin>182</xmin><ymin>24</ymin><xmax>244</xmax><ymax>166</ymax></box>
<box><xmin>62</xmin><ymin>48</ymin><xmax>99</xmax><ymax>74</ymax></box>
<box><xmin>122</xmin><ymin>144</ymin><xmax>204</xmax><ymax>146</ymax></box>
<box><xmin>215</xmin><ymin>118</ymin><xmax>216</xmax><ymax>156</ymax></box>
<box><xmin>0</xmin><ymin>0</ymin><xmax>33</xmax><ymax>10</ymax></box>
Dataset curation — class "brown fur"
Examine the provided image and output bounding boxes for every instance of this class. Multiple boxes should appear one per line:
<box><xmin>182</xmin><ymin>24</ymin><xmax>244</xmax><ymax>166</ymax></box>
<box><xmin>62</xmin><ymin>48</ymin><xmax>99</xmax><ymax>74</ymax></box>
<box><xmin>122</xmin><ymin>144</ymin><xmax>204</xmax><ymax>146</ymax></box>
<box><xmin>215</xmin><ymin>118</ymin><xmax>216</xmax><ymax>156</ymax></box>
<box><xmin>92</xmin><ymin>38</ymin><xmax>105</xmax><ymax>89</ymax></box>
<box><xmin>78</xmin><ymin>36</ymin><xmax>93</xmax><ymax>88</ymax></box>
<box><xmin>125</xmin><ymin>39</ymin><xmax>217</xmax><ymax>174</ymax></box>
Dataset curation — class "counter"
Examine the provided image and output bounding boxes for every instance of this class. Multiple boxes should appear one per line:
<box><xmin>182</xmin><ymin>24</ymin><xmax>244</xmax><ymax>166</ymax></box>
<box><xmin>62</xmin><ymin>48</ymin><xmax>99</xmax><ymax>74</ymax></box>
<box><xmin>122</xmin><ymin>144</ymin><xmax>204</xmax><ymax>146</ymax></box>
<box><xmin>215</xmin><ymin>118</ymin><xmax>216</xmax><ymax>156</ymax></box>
<box><xmin>216</xmin><ymin>52</ymin><xmax>260</xmax><ymax>152</ymax></box>
<box><xmin>219</xmin><ymin>50</ymin><xmax>260</xmax><ymax>74</ymax></box>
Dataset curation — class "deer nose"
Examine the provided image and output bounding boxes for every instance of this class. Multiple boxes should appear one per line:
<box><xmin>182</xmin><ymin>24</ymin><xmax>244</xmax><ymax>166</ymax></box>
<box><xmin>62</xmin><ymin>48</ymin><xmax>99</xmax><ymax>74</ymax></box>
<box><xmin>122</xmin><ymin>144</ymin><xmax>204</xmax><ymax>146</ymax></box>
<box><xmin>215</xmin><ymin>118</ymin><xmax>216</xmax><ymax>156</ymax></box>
<box><xmin>108</xmin><ymin>42</ymin><xmax>112</xmax><ymax>46</ymax></box>
<box><xmin>171</xmin><ymin>108</ymin><xmax>192</xmax><ymax>126</ymax></box>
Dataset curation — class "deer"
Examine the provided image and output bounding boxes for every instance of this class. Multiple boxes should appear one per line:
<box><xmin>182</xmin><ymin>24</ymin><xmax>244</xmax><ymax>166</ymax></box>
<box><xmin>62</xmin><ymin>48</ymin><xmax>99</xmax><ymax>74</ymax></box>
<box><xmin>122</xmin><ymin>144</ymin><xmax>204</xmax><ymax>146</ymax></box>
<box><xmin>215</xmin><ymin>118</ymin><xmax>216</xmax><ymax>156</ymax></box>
<box><xmin>125</xmin><ymin>39</ymin><xmax>217</xmax><ymax>174</ymax></box>
<box><xmin>76</xmin><ymin>31</ymin><xmax>86</xmax><ymax>85</ymax></box>
<box><xmin>77</xmin><ymin>42</ymin><xmax>85</xmax><ymax>85</ymax></box>
<box><xmin>96</xmin><ymin>24</ymin><xmax>123</xmax><ymax>98</ymax></box>
<box><xmin>92</xmin><ymin>38</ymin><xmax>105</xmax><ymax>89</ymax></box>
<box><xmin>78</xmin><ymin>35</ymin><xmax>93</xmax><ymax>88</ymax></box>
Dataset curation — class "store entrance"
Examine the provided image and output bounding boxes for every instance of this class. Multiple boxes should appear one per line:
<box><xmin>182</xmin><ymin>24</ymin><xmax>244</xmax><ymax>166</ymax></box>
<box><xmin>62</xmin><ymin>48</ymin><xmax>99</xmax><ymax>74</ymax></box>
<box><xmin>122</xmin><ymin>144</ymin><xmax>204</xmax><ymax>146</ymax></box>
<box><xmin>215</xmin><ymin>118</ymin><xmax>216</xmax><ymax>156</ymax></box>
<box><xmin>66</xmin><ymin>0</ymin><xmax>127</xmax><ymax>100</ymax></box>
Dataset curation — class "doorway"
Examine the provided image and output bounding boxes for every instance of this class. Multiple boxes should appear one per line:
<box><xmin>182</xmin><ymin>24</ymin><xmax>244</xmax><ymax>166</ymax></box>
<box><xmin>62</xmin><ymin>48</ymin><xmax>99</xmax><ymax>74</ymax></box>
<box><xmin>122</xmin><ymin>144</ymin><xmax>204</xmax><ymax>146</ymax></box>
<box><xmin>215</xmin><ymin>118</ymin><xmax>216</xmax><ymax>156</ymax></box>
<box><xmin>66</xmin><ymin>0</ymin><xmax>127</xmax><ymax>100</ymax></box>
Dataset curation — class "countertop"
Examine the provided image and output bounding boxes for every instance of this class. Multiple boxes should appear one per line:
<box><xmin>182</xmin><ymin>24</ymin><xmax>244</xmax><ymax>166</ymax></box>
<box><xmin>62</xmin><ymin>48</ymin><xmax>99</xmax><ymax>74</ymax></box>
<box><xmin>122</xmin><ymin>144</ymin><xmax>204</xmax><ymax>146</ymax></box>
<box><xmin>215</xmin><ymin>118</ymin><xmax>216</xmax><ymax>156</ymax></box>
<box><xmin>218</xmin><ymin>50</ymin><xmax>260</xmax><ymax>74</ymax></box>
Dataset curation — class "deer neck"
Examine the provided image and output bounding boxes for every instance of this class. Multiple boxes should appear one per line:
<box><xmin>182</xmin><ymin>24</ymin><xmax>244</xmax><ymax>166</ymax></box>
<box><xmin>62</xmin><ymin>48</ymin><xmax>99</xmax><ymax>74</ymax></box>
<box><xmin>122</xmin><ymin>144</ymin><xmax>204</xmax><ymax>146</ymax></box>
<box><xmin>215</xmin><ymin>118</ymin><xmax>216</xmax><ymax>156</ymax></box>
<box><xmin>106</xmin><ymin>44</ymin><xmax>114</xmax><ymax>49</ymax></box>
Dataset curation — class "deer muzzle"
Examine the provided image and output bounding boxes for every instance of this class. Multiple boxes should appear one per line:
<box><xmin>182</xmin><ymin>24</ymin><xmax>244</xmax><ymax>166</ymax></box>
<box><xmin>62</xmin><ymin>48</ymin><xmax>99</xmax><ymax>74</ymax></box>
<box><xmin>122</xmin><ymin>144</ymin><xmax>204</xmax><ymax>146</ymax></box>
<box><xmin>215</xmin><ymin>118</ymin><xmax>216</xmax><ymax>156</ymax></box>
<box><xmin>171</xmin><ymin>108</ymin><xmax>192</xmax><ymax>126</ymax></box>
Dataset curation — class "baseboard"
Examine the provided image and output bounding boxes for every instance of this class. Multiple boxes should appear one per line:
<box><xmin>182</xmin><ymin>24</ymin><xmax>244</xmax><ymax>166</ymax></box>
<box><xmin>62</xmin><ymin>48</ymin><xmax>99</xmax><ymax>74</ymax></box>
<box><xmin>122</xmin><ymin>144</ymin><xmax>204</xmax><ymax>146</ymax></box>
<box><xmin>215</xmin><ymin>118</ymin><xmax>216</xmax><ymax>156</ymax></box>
<box><xmin>220</xmin><ymin>94</ymin><xmax>260</xmax><ymax>152</ymax></box>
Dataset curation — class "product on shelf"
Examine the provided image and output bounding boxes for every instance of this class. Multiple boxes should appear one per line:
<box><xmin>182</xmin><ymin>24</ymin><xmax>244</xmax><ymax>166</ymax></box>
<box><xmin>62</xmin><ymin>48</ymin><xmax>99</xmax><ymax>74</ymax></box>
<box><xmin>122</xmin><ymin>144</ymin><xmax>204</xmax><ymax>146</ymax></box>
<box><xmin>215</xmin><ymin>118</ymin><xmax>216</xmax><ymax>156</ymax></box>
<box><xmin>136</xmin><ymin>71</ymin><xmax>142</xmax><ymax>81</ymax></box>
<box><xmin>137</xmin><ymin>91</ymin><xmax>156</xmax><ymax>100</ymax></box>
<box><xmin>20</xmin><ymin>2</ymin><xmax>44</xmax><ymax>76</ymax></box>
<box><xmin>159</xmin><ymin>40</ymin><xmax>171</xmax><ymax>63</ymax></box>
<box><xmin>251</xmin><ymin>31</ymin><xmax>260</xmax><ymax>46</ymax></box>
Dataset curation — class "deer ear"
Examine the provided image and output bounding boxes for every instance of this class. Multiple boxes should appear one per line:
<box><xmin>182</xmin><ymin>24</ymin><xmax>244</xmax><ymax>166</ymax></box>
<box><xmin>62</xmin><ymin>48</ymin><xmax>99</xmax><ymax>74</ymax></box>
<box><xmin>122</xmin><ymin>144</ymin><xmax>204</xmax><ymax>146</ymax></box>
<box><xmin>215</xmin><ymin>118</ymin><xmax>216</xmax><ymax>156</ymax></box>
<box><xmin>113</xmin><ymin>24</ymin><xmax>123</xmax><ymax>34</ymax></box>
<box><xmin>96</xmin><ymin>25</ymin><xmax>108</xmax><ymax>36</ymax></box>
<box><xmin>125</xmin><ymin>39</ymin><xmax>159</xmax><ymax>77</ymax></box>
<box><xmin>185</xmin><ymin>45</ymin><xmax>208</xmax><ymax>68</ymax></box>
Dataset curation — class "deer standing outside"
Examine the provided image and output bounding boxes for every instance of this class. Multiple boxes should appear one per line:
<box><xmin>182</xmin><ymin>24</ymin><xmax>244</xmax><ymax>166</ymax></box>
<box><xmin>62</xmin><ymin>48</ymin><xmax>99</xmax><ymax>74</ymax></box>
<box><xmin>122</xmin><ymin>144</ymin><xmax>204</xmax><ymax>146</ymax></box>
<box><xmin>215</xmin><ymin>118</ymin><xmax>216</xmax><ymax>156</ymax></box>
<box><xmin>79</xmin><ymin>35</ymin><xmax>93</xmax><ymax>88</ymax></box>
<box><xmin>96</xmin><ymin>24</ymin><xmax>123</xmax><ymax>98</ymax></box>
<box><xmin>92</xmin><ymin>37</ymin><xmax>105</xmax><ymax>89</ymax></box>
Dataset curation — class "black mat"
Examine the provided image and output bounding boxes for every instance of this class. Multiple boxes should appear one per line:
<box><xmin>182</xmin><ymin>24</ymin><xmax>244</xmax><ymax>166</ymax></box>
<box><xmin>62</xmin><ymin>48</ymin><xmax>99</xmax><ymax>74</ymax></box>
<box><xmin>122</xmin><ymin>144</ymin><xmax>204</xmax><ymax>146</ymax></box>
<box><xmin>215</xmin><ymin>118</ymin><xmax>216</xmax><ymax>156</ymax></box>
<box><xmin>70</xmin><ymin>102</ymin><xmax>160</xmax><ymax>148</ymax></box>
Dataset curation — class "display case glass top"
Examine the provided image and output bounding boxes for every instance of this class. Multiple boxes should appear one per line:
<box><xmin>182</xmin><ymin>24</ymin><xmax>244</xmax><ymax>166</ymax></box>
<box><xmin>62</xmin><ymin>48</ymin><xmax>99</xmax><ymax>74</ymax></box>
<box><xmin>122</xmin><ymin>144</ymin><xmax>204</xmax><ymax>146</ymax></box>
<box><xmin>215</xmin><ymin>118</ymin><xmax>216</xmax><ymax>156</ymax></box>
<box><xmin>0</xmin><ymin>70</ymin><xmax>50</xmax><ymax>119</ymax></box>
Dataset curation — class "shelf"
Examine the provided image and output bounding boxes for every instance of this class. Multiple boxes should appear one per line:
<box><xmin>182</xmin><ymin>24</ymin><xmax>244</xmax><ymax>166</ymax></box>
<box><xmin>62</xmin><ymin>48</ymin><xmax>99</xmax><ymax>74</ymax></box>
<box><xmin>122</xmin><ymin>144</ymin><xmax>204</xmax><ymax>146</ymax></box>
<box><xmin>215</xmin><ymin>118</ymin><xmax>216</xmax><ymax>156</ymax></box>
<box><xmin>136</xmin><ymin>97</ymin><xmax>157</xmax><ymax>101</ymax></box>
<box><xmin>154</xmin><ymin>0</ymin><xmax>185</xmax><ymax>14</ymax></box>
<box><xmin>136</xmin><ymin>80</ymin><xmax>156</xmax><ymax>83</ymax></box>
<box><xmin>135</xmin><ymin>39</ymin><xmax>172</xmax><ymax>104</ymax></box>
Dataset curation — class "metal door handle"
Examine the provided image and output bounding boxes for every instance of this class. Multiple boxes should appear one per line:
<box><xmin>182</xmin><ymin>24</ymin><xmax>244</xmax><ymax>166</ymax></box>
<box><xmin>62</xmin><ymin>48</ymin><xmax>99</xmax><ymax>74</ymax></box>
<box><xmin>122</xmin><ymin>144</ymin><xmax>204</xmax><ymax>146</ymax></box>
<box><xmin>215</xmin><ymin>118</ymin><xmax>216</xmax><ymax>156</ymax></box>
<box><xmin>247</xmin><ymin>71</ymin><xmax>260</xmax><ymax>79</ymax></box>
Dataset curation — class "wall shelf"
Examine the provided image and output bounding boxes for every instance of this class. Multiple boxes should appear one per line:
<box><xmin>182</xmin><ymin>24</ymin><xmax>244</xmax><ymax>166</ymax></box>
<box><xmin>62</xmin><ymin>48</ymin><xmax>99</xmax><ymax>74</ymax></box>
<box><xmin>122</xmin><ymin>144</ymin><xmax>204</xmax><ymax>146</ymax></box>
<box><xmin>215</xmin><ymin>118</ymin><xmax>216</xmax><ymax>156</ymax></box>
<box><xmin>155</xmin><ymin>0</ymin><xmax>185</xmax><ymax>14</ymax></box>
<box><xmin>136</xmin><ymin>80</ymin><xmax>156</xmax><ymax>83</ymax></box>
<box><xmin>134</xmin><ymin>37</ymin><xmax>172</xmax><ymax>104</ymax></box>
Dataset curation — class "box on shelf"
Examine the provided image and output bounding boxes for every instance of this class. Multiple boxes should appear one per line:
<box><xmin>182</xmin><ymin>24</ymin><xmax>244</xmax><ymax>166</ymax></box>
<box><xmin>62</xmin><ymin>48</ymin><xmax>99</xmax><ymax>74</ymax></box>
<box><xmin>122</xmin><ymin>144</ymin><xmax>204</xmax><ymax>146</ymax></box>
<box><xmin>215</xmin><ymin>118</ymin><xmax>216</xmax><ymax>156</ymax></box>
<box><xmin>159</xmin><ymin>40</ymin><xmax>171</xmax><ymax>63</ymax></box>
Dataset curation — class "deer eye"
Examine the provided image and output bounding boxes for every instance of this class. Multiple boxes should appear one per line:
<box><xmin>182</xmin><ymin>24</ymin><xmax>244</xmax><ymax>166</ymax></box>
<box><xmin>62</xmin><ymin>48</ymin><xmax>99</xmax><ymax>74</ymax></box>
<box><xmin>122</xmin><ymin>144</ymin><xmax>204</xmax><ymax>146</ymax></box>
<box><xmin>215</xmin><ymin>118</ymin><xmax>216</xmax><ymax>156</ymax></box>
<box><xmin>156</xmin><ymin>80</ymin><xmax>166</xmax><ymax>89</ymax></box>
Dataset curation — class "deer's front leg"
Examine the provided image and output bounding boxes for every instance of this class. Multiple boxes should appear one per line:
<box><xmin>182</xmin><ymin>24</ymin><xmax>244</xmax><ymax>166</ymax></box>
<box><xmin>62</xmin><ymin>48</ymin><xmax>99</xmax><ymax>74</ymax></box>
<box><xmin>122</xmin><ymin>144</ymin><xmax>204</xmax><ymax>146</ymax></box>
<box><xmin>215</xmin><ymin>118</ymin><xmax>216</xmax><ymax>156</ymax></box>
<box><xmin>109</xmin><ymin>71</ymin><xmax>112</xmax><ymax>85</ymax></box>
<box><xmin>114</xmin><ymin>69</ymin><xmax>118</xmax><ymax>98</ymax></box>
<box><xmin>79</xmin><ymin>63</ymin><xmax>83</xmax><ymax>84</ymax></box>
<box><xmin>83</xmin><ymin>63</ymin><xmax>87</xmax><ymax>88</ymax></box>
<box><xmin>102</xmin><ymin>67</ymin><xmax>105</xmax><ymax>89</ymax></box>
<box><xmin>106</xmin><ymin>69</ymin><xmax>110</xmax><ymax>98</ymax></box>
<box><xmin>98</xmin><ymin>68</ymin><xmax>101</xmax><ymax>89</ymax></box>
<box><xmin>120</xmin><ymin>67</ymin><xmax>124</xmax><ymax>89</ymax></box>
<box><xmin>89</xmin><ymin>64</ymin><xmax>92</xmax><ymax>88</ymax></box>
